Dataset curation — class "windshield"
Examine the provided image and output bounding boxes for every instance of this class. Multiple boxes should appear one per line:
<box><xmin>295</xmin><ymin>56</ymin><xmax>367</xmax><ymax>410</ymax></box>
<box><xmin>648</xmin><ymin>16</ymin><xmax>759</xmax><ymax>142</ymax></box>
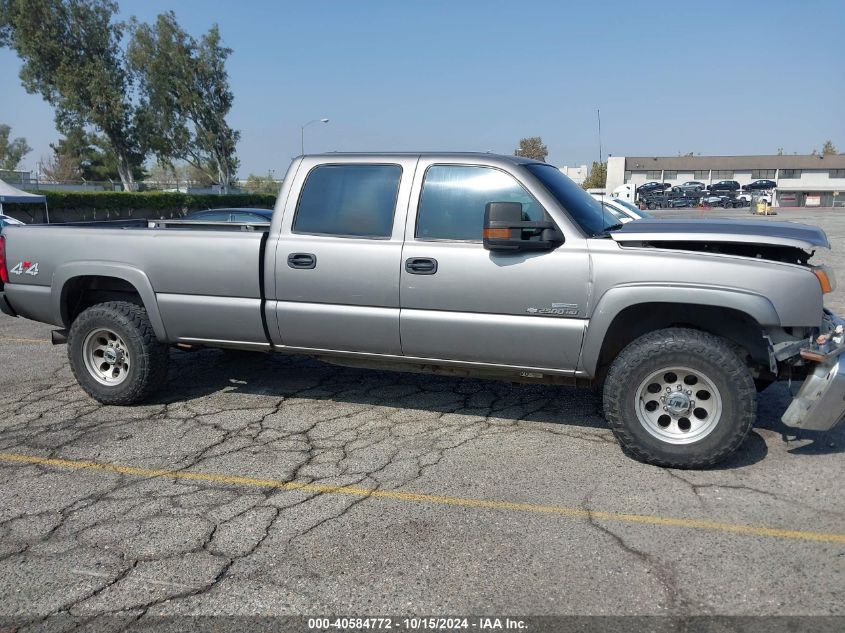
<box><xmin>613</xmin><ymin>198</ymin><xmax>652</xmax><ymax>218</ymax></box>
<box><xmin>524</xmin><ymin>164</ymin><xmax>608</xmax><ymax>235</ymax></box>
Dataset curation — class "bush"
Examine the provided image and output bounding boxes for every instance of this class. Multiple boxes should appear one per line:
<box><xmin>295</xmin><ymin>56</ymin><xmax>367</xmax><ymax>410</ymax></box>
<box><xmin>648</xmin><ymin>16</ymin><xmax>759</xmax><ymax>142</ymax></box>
<box><xmin>3</xmin><ymin>191</ymin><xmax>276</xmax><ymax>223</ymax></box>
<box><xmin>37</xmin><ymin>190</ymin><xmax>275</xmax><ymax>212</ymax></box>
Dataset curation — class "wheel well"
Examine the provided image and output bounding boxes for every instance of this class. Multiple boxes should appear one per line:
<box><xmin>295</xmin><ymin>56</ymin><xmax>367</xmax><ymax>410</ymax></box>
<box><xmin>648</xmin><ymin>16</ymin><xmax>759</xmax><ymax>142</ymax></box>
<box><xmin>62</xmin><ymin>276</ymin><xmax>144</xmax><ymax>325</ymax></box>
<box><xmin>595</xmin><ymin>303</ymin><xmax>770</xmax><ymax>380</ymax></box>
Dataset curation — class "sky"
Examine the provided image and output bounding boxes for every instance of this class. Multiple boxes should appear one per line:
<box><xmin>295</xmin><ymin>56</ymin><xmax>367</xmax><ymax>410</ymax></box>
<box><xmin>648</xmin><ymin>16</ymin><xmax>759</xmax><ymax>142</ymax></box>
<box><xmin>2</xmin><ymin>0</ymin><xmax>844</xmax><ymax>178</ymax></box>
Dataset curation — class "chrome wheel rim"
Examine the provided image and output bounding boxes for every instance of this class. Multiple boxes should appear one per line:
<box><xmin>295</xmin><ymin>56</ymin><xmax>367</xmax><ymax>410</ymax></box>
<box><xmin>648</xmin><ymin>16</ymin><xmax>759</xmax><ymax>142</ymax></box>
<box><xmin>82</xmin><ymin>328</ymin><xmax>131</xmax><ymax>386</ymax></box>
<box><xmin>635</xmin><ymin>366</ymin><xmax>722</xmax><ymax>444</ymax></box>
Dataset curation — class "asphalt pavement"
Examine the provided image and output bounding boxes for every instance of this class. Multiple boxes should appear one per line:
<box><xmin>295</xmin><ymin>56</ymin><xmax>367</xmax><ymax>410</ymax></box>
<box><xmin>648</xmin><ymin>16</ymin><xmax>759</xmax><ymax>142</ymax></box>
<box><xmin>0</xmin><ymin>207</ymin><xmax>842</xmax><ymax>629</ymax></box>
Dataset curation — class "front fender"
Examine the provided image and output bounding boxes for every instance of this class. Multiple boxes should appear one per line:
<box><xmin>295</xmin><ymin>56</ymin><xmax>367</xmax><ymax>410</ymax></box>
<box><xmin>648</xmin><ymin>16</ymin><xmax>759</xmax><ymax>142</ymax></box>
<box><xmin>52</xmin><ymin>261</ymin><xmax>168</xmax><ymax>342</ymax></box>
<box><xmin>578</xmin><ymin>284</ymin><xmax>780</xmax><ymax>376</ymax></box>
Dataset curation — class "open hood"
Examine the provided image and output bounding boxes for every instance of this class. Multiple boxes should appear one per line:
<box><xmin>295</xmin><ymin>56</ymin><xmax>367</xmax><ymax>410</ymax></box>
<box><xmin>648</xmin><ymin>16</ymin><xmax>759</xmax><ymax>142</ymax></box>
<box><xmin>609</xmin><ymin>219</ymin><xmax>829</xmax><ymax>251</ymax></box>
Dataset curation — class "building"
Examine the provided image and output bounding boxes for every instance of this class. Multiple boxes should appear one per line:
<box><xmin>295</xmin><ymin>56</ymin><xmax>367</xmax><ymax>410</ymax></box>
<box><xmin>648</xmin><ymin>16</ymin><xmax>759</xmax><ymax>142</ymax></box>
<box><xmin>559</xmin><ymin>164</ymin><xmax>588</xmax><ymax>185</ymax></box>
<box><xmin>607</xmin><ymin>154</ymin><xmax>845</xmax><ymax>207</ymax></box>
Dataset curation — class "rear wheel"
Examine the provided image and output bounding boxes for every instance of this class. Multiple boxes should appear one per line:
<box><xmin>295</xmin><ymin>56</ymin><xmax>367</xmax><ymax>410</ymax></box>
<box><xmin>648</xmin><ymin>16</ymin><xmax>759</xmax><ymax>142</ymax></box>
<box><xmin>68</xmin><ymin>301</ymin><xmax>169</xmax><ymax>405</ymax></box>
<box><xmin>602</xmin><ymin>328</ymin><xmax>755</xmax><ymax>468</ymax></box>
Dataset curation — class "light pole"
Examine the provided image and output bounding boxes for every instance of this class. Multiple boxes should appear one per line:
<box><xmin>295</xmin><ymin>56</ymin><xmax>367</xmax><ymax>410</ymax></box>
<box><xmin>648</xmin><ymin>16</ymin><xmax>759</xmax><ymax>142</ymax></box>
<box><xmin>301</xmin><ymin>118</ymin><xmax>329</xmax><ymax>155</ymax></box>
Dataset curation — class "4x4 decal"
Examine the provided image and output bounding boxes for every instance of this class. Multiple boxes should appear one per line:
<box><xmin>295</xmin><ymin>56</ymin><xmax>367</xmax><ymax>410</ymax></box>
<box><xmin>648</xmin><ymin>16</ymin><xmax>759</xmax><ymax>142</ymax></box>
<box><xmin>10</xmin><ymin>261</ymin><xmax>39</xmax><ymax>276</ymax></box>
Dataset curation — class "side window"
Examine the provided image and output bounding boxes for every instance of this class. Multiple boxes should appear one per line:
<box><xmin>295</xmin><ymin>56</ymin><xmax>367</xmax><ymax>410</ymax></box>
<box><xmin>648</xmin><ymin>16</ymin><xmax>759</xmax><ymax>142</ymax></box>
<box><xmin>294</xmin><ymin>164</ymin><xmax>402</xmax><ymax>238</ymax></box>
<box><xmin>232</xmin><ymin>212</ymin><xmax>269</xmax><ymax>223</ymax></box>
<box><xmin>193</xmin><ymin>211</ymin><xmax>230</xmax><ymax>221</ymax></box>
<box><xmin>416</xmin><ymin>165</ymin><xmax>545</xmax><ymax>241</ymax></box>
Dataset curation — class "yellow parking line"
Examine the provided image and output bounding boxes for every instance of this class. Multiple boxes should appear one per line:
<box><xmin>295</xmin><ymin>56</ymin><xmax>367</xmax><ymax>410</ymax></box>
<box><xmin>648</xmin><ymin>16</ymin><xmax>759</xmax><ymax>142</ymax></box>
<box><xmin>0</xmin><ymin>337</ymin><xmax>51</xmax><ymax>344</ymax></box>
<box><xmin>1</xmin><ymin>451</ymin><xmax>843</xmax><ymax>545</ymax></box>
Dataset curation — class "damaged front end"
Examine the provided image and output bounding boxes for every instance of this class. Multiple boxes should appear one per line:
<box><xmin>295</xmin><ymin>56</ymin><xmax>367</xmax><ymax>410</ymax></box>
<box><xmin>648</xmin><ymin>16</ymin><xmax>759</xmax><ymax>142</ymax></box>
<box><xmin>781</xmin><ymin>309</ymin><xmax>845</xmax><ymax>432</ymax></box>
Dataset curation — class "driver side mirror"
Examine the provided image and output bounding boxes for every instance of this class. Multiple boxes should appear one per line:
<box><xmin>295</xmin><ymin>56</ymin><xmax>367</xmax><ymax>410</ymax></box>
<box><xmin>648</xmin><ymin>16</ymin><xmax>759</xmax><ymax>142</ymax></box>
<box><xmin>482</xmin><ymin>201</ymin><xmax>562</xmax><ymax>252</ymax></box>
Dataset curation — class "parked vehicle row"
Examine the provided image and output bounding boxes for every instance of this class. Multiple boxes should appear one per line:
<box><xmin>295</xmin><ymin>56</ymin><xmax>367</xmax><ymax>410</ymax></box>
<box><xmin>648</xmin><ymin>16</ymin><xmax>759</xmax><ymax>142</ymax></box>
<box><xmin>637</xmin><ymin>179</ymin><xmax>778</xmax><ymax>196</ymax></box>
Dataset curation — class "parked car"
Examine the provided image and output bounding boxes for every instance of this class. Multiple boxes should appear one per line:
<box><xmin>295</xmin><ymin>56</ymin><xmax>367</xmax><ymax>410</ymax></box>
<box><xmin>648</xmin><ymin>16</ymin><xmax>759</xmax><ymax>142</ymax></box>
<box><xmin>184</xmin><ymin>208</ymin><xmax>273</xmax><ymax>223</ymax></box>
<box><xmin>636</xmin><ymin>181</ymin><xmax>671</xmax><ymax>194</ymax></box>
<box><xmin>737</xmin><ymin>192</ymin><xmax>772</xmax><ymax>206</ymax></box>
<box><xmin>701</xmin><ymin>195</ymin><xmax>734</xmax><ymax>208</ymax></box>
<box><xmin>0</xmin><ymin>215</ymin><xmax>25</xmax><ymax>233</ymax></box>
<box><xmin>709</xmin><ymin>180</ymin><xmax>741</xmax><ymax>193</ymax></box>
<box><xmin>590</xmin><ymin>194</ymin><xmax>652</xmax><ymax>223</ymax></box>
<box><xmin>742</xmin><ymin>180</ymin><xmax>777</xmax><ymax>191</ymax></box>
<box><xmin>667</xmin><ymin>197</ymin><xmax>697</xmax><ymax>208</ymax></box>
<box><xmin>2</xmin><ymin>152</ymin><xmax>842</xmax><ymax>468</ymax></box>
<box><xmin>672</xmin><ymin>181</ymin><xmax>706</xmax><ymax>193</ymax></box>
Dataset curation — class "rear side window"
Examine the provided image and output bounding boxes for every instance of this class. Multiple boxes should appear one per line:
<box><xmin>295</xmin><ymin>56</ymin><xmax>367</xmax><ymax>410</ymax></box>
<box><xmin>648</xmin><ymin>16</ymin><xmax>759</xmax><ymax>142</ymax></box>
<box><xmin>192</xmin><ymin>211</ymin><xmax>230</xmax><ymax>221</ymax></box>
<box><xmin>416</xmin><ymin>165</ymin><xmax>545</xmax><ymax>241</ymax></box>
<box><xmin>232</xmin><ymin>212</ymin><xmax>269</xmax><ymax>223</ymax></box>
<box><xmin>294</xmin><ymin>164</ymin><xmax>402</xmax><ymax>238</ymax></box>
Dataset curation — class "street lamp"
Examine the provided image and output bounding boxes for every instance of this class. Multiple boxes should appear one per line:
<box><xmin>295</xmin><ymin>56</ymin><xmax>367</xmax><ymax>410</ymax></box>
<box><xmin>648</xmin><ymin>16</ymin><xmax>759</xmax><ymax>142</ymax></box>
<box><xmin>301</xmin><ymin>118</ymin><xmax>329</xmax><ymax>155</ymax></box>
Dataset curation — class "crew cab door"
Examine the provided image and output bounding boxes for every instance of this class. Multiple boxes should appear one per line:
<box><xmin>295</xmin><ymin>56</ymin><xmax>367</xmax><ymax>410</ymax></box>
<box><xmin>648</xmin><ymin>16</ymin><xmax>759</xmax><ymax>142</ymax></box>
<box><xmin>272</xmin><ymin>157</ymin><xmax>416</xmax><ymax>354</ymax></box>
<box><xmin>399</xmin><ymin>161</ymin><xmax>590</xmax><ymax>371</ymax></box>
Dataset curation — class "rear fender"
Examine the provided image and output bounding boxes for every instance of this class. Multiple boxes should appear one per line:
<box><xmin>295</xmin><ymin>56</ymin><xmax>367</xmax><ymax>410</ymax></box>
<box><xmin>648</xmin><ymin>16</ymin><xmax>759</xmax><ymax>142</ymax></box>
<box><xmin>53</xmin><ymin>262</ymin><xmax>168</xmax><ymax>341</ymax></box>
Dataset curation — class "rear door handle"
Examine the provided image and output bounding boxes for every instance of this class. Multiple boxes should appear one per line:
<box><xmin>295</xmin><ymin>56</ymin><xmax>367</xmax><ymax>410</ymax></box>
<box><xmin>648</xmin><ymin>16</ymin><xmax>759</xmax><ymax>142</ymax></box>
<box><xmin>287</xmin><ymin>252</ymin><xmax>316</xmax><ymax>269</ymax></box>
<box><xmin>405</xmin><ymin>257</ymin><xmax>438</xmax><ymax>275</ymax></box>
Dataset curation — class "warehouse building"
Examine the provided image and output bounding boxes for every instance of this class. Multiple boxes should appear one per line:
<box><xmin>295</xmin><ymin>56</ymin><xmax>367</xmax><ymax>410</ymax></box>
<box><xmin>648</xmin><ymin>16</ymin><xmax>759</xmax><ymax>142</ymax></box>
<box><xmin>606</xmin><ymin>154</ymin><xmax>845</xmax><ymax>207</ymax></box>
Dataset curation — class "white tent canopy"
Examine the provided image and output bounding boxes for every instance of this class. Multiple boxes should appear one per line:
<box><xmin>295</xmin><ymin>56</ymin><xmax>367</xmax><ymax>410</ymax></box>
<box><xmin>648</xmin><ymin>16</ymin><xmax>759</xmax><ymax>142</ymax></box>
<box><xmin>0</xmin><ymin>179</ymin><xmax>49</xmax><ymax>222</ymax></box>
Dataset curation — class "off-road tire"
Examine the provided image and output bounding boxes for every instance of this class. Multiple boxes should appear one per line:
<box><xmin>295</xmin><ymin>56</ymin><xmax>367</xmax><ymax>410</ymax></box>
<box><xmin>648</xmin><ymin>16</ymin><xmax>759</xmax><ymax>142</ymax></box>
<box><xmin>603</xmin><ymin>328</ymin><xmax>755</xmax><ymax>468</ymax></box>
<box><xmin>68</xmin><ymin>301</ymin><xmax>169</xmax><ymax>405</ymax></box>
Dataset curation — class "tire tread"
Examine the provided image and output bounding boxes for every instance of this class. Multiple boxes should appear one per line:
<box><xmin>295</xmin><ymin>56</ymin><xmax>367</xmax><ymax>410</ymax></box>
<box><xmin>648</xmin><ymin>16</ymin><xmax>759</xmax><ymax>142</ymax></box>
<box><xmin>602</xmin><ymin>327</ymin><xmax>756</xmax><ymax>468</ymax></box>
<box><xmin>68</xmin><ymin>301</ymin><xmax>168</xmax><ymax>405</ymax></box>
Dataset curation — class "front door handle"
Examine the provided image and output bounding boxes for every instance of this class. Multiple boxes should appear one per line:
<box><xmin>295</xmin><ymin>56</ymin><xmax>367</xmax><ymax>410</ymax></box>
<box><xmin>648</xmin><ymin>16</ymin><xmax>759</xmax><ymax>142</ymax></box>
<box><xmin>405</xmin><ymin>257</ymin><xmax>438</xmax><ymax>275</ymax></box>
<box><xmin>287</xmin><ymin>252</ymin><xmax>316</xmax><ymax>269</ymax></box>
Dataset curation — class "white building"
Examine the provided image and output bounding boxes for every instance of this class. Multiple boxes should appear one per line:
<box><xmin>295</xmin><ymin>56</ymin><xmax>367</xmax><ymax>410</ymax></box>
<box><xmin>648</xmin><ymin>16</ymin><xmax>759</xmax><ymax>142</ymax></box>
<box><xmin>559</xmin><ymin>164</ymin><xmax>588</xmax><ymax>185</ymax></box>
<box><xmin>607</xmin><ymin>154</ymin><xmax>845</xmax><ymax>207</ymax></box>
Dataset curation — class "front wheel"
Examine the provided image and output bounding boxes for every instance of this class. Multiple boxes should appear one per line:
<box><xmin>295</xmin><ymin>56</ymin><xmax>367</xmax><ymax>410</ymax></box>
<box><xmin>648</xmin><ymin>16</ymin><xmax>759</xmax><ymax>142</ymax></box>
<box><xmin>68</xmin><ymin>301</ymin><xmax>169</xmax><ymax>405</ymax></box>
<box><xmin>602</xmin><ymin>328</ymin><xmax>755</xmax><ymax>468</ymax></box>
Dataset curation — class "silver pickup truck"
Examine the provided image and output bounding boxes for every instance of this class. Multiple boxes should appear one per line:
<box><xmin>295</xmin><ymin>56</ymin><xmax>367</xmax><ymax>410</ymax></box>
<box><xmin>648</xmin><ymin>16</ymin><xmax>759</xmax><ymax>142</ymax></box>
<box><xmin>1</xmin><ymin>153</ymin><xmax>843</xmax><ymax>468</ymax></box>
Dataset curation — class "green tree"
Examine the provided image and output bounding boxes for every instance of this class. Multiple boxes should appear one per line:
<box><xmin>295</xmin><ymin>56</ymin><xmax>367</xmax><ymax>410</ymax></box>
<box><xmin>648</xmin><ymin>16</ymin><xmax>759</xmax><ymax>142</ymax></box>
<box><xmin>514</xmin><ymin>136</ymin><xmax>548</xmax><ymax>162</ymax></box>
<box><xmin>822</xmin><ymin>140</ymin><xmax>837</xmax><ymax>156</ymax></box>
<box><xmin>49</xmin><ymin>127</ymin><xmax>145</xmax><ymax>182</ymax></box>
<box><xmin>128</xmin><ymin>12</ymin><xmax>240</xmax><ymax>192</ymax></box>
<box><xmin>0</xmin><ymin>0</ymin><xmax>143</xmax><ymax>190</ymax></box>
<box><xmin>0</xmin><ymin>123</ymin><xmax>31</xmax><ymax>170</ymax></box>
<box><xmin>244</xmin><ymin>173</ymin><xmax>280</xmax><ymax>195</ymax></box>
<box><xmin>581</xmin><ymin>161</ymin><xmax>607</xmax><ymax>189</ymax></box>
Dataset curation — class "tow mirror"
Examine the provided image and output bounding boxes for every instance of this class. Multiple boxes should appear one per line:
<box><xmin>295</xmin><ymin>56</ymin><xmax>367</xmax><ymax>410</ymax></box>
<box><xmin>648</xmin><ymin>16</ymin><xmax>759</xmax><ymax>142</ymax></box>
<box><xmin>482</xmin><ymin>201</ymin><xmax>562</xmax><ymax>252</ymax></box>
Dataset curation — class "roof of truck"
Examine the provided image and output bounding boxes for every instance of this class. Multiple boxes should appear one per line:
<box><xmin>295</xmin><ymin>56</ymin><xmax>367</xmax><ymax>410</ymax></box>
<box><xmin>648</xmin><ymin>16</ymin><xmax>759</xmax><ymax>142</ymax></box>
<box><xmin>301</xmin><ymin>152</ymin><xmax>545</xmax><ymax>165</ymax></box>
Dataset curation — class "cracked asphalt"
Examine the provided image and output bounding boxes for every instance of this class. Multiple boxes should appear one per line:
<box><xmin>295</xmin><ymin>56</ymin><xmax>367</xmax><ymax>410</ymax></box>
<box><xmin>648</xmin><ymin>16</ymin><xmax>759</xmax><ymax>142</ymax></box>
<box><xmin>0</xmin><ymin>208</ymin><xmax>843</xmax><ymax>625</ymax></box>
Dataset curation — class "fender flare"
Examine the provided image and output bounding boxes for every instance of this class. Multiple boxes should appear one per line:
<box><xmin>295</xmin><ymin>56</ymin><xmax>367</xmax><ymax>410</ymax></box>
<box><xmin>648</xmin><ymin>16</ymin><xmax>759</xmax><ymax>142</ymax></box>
<box><xmin>52</xmin><ymin>261</ymin><xmax>168</xmax><ymax>342</ymax></box>
<box><xmin>579</xmin><ymin>284</ymin><xmax>780</xmax><ymax>376</ymax></box>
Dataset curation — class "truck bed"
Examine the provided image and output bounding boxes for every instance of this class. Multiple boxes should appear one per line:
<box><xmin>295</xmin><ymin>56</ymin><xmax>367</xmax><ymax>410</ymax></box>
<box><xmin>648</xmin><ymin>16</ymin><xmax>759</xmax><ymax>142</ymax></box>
<box><xmin>2</xmin><ymin>223</ymin><xmax>271</xmax><ymax>347</ymax></box>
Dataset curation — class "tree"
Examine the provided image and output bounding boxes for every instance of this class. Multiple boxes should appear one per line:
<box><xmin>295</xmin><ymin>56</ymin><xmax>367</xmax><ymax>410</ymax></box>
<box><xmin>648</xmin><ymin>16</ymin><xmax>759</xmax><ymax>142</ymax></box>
<box><xmin>41</xmin><ymin>151</ymin><xmax>81</xmax><ymax>182</ymax></box>
<box><xmin>0</xmin><ymin>0</ymin><xmax>143</xmax><ymax>190</ymax></box>
<box><xmin>0</xmin><ymin>123</ymin><xmax>31</xmax><ymax>170</ymax></box>
<box><xmin>48</xmin><ymin>126</ymin><xmax>145</xmax><ymax>182</ymax></box>
<box><xmin>128</xmin><ymin>12</ymin><xmax>240</xmax><ymax>191</ymax></box>
<box><xmin>244</xmin><ymin>173</ymin><xmax>279</xmax><ymax>195</ymax></box>
<box><xmin>514</xmin><ymin>136</ymin><xmax>548</xmax><ymax>162</ymax></box>
<box><xmin>581</xmin><ymin>161</ymin><xmax>607</xmax><ymax>190</ymax></box>
<box><xmin>822</xmin><ymin>140</ymin><xmax>837</xmax><ymax>156</ymax></box>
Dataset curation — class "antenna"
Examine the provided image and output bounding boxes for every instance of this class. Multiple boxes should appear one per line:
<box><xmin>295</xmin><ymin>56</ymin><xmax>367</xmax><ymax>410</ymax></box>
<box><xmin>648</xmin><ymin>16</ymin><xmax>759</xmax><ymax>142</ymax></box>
<box><xmin>597</xmin><ymin>108</ymin><xmax>603</xmax><ymax>164</ymax></box>
<box><xmin>595</xmin><ymin>107</ymin><xmax>614</xmax><ymax>230</ymax></box>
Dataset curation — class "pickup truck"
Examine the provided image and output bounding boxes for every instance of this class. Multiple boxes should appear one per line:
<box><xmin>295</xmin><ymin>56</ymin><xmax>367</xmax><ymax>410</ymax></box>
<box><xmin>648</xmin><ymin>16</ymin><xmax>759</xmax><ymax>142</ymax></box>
<box><xmin>1</xmin><ymin>153</ymin><xmax>843</xmax><ymax>468</ymax></box>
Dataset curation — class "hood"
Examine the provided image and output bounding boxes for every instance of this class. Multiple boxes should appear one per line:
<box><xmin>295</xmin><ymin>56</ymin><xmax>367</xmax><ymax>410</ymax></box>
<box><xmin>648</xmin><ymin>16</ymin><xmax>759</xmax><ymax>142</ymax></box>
<box><xmin>609</xmin><ymin>218</ymin><xmax>829</xmax><ymax>251</ymax></box>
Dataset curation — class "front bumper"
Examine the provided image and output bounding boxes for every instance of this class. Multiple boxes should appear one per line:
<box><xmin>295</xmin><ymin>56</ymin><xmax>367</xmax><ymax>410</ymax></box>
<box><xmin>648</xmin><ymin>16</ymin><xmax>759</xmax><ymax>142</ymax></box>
<box><xmin>0</xmin><ymin>290</ymin><xmax>17</xmax><ymax>318</ymax></box>
<box><xmin>781</xmin><ymin>311</ymin><xmax>845</xmax><ymax>432</ymax></box>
